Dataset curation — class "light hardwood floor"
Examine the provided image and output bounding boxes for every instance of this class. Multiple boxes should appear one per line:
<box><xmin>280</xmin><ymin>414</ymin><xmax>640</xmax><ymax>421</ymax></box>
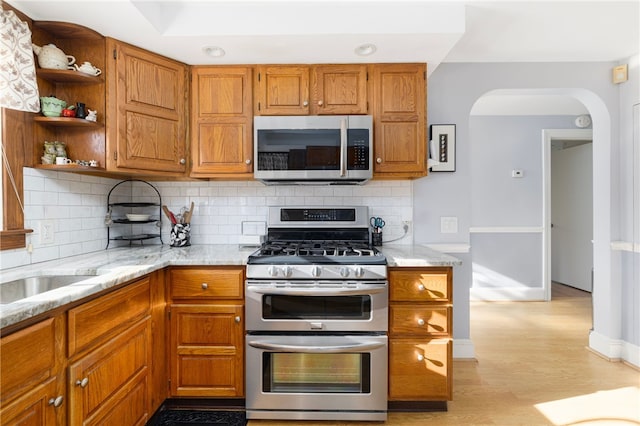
<box><xmin>248</xmin><ymin>284</ymin><xmax>640</xmax><ymax>425</ymax></box>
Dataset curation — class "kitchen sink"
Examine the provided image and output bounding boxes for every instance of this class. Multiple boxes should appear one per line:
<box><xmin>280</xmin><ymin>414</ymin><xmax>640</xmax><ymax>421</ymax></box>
<box><xmin>0</xmin><ymin>275</ymin><xmax>97</xmax><ymax>304</ymax></box>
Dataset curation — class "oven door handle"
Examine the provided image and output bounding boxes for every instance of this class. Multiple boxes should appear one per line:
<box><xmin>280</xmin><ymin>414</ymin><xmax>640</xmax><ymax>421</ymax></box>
<box><xmin>246</xmin><ymin>285</ymin><xmax>386</xmax><ymax>296</ymax></box>
<box><xmin>247</xmin><ymin>340</ymin><xmax>386</xmax><ymax>353</ymax></box>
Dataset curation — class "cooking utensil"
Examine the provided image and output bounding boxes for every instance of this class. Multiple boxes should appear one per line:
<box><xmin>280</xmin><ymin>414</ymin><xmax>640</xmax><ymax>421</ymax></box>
<box><xmin>369</xmin><ymin>217</ymin><xmax>385</xmax><ymax>232</ymax></box>
<box><xmin>184</xmin><ymin>201</ymin><xmax>194</xmax><ymax>223</ymax></box>
<box><xmin>162</xmin><ymin>205</ymin><xmax>176</xmax><ymax>224</ymax></box>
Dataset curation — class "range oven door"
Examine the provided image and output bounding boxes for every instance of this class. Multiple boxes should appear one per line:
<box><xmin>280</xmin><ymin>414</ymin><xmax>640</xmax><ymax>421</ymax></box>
<box><xmin>245</xmin><ymin>280</ymin><xmax>388</xmax><ymax>332</ymax></box>
<box><xmin>245</xmin><ymin>334</ymin><xmax>388</xmax><ymax>421</ymax></box>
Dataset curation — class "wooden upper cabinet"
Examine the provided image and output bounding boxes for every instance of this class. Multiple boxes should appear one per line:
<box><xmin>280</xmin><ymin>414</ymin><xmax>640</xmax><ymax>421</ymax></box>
<box><xmin>372</xmin><ymin>63</ymin><xmax>427</xmax><ymax>178</ymax></box>
<box><xmin>254</xmin><ymin>65</ymin><xmax>310</xmax><ymax>115</ymax></box>
<box><xmin>106</xmin><ymin>38</ymin><xmax>188</xmax><ymax>175</ymax></box>
<box><xmin>255</xmin><ymin>65</ymin><xmax>369</xmax><ymax>116</ymax></box>
<box><xmin>311</xmin><ymin>65</ymin><xmax>369</xmax><ymax>115</ymax></box>
<box><xmin>190</xmin><ymin>66</ymin><xmax>253</xmax><ymax>178</ymax></box>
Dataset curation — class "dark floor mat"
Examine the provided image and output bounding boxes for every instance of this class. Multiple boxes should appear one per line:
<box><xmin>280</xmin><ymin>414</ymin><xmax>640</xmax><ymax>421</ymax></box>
<box><xmin>149</xmin><ymin>410</ymin><xmax>246</xmax><ymax>426</ymax></box>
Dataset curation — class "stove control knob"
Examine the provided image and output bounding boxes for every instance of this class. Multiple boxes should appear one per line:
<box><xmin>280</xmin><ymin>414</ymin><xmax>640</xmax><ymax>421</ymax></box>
<box><xmin>282</xmin><ymin>266</ymin><xmax>293</xmax><ymax>278</ymax></box>
<box><xmin>267</xmin><ymin>266</ymin><xmax>278</xmax><ymax>277</ymax></box>
<box><xmin>354</xmin><ymin>266</ymin><xmax>365</xmax><ymax>278</ymax></box>
<box><xmin>311</xmin><ymin>266</ymin><xmax>322</xmax><ymax>277</ymax></box>
<box><xmin>339</xmin><ymin>267</ymin><xmax>350</xmax><ymax>278</ymax></box>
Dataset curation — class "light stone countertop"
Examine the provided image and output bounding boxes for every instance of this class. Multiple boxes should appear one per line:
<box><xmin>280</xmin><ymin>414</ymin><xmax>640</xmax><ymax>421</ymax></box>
<box><xmin>0</xmin><ymin>243</ymin><xmax>460</xmax><ymax>329</ymax></box>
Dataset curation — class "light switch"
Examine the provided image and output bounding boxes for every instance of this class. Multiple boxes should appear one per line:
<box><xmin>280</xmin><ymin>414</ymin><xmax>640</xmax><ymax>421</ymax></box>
<box><xmin>440</xmin><ymin>216</ymin><xmax>458</xmax><ymax>233</ymax></box>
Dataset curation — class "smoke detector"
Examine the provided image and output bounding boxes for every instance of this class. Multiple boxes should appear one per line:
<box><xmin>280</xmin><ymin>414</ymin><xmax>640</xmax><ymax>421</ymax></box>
<box><xmin>575</xmin><ymin>115</ymin><xmax>591</xmax><ymax>128</ymax></box>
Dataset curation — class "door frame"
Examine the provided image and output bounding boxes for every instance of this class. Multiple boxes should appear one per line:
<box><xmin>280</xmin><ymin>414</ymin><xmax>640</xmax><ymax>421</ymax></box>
<box><xmin>542</xmin><ymin>128</ymin><xmax>593</xmax><ymax>301</ymax></box>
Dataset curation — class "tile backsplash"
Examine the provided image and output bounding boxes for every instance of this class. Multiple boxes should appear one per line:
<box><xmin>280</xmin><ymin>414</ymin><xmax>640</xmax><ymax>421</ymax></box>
<box><xmin>0</xmin><ymin>168</ymin><xmax>413</xmax><ymax>269</ymax></box>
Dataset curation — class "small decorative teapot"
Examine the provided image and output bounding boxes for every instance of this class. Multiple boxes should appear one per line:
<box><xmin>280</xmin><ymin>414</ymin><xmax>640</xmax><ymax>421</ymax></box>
<box><xmin>32</xmin><ymin>43</ymin><xmax>76</xmax><ymax>70</ymax></box>
<box><xmin>74</xmin><ymin>61</ymin><xmax>102</xmax><ymax>76</ymax></box>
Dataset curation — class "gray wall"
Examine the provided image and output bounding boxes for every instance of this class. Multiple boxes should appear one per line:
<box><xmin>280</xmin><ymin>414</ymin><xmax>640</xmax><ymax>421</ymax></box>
<box><xmin>420</xmin><ymin>60</ymin><xmax>637</xmax><ymax>361</ymax></box>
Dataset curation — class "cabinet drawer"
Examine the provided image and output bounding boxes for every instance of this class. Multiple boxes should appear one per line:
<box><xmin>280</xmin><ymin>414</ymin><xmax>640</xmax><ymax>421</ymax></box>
<box><xmin>68</xmin><ymin>277</ymin><xmax>150</xmax><ymax>357</ymax></box>
<box><xmin>69</xmin><ymin>318</ymin><xmax>150</xmax><ymax>425</ymax></box>
<box><xmin>170</xmin><ymin>267</ymin><xmax>243</xmax><ymax>300</ymax></box>
<box><xmin>0</xmin><ymin>317</ymin><xmax>60</xmax><ymax>404</ymax></box>
<box><xmin>388</xmin><ymin>338</ymin><xmax>452</xmax><ymax>401</ymax></box>
<box><xmin>389</xmin><ymin>306</ymin><xmax>451</xmax><ymax>336</ymax></box>
<box><xmin>389</xmin><ymin>268</ymin><xmax>451</xmax><ymax>302</ymax></box>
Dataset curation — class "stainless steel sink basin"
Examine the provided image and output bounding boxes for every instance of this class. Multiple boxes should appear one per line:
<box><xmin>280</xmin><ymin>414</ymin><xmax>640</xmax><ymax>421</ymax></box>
<box><xmin>0</xmin><ymin>275</ymin><xmax>97</xmax><ymax>304</ymax></box>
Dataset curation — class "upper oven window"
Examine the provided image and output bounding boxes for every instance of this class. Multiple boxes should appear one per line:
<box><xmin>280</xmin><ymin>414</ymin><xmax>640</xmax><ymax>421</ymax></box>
<box><xmin>262</xmin><ymin>295</ymin><xmax>372</xmax><ymax>320</ymax></box>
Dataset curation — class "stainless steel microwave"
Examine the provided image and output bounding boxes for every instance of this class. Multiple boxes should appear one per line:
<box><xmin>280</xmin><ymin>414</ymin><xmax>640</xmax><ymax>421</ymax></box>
<box><xmin>254</xmin><ymin>115</ymin><xmax>373</xmax><ymax>185</ymax></box>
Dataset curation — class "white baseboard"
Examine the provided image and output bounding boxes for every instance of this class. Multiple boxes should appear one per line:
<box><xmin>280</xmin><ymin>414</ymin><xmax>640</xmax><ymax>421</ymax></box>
<box><xmin>470</xmin><ymin>287</ymin><xmax>546</xmax><ymax>301</ymax></box>
<box><xmin>453</xmin><ymin>338</ymin><xmax>475</xmax><ymax>359</ymax></box>
<box><xmin>589</xmin><ymin>330</ymin><xmax>640</xmax><ymax>368</ymax></box>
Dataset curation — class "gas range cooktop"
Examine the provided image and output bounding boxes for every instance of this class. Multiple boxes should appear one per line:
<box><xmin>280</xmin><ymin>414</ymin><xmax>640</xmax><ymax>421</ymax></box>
<box><xmin>247</xmin><ymin>206</ymin><xmax>387</xmax><ymax>267</ymax></box>
<box><xmin>248</xmin><ymin>239</ymin><xmax>385</xmax><ymax>265</ymax></box>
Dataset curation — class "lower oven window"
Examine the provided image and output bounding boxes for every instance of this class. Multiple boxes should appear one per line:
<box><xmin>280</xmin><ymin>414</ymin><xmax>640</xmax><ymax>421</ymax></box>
<box><xmin>263</xmin><ymin>295</ymin><xmax>371</xmax><ymax>320</ymax></box>
<box><xmin>263</xmin><ymin>352</ymin><xmax>371</xmax><ymax>393</ymax></box>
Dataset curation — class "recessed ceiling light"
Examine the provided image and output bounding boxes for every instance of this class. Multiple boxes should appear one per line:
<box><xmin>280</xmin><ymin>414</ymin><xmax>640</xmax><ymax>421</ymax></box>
<box><xmin>203</xmin><ymin>46</ymin><xmax>225</xmax><ymax>58</ymax></box>
<box><xmin>355</xmin><ymin>43</ymin><xmax>377</xmax><ymax>56</ymax></box>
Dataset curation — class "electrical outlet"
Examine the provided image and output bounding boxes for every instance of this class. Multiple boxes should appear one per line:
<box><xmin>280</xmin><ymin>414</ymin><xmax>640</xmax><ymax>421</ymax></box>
<box><xmin>440</xmin><ymin>216</ymin><xmax>458</xmax><ymax>234</ymax></box>
<box><xmin>40</xmin><ymin>220</ymin><xmax>55</xmax><ymax>244</ymax></box>
<box><xmin>402</xmin><ymin>221</ymin><xmax>411</xmax><ymax>232</ymax></box>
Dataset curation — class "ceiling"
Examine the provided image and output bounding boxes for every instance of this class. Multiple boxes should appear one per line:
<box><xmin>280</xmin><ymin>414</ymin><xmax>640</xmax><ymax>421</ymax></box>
<box><xmin>6</xmin><ymin>0</ymin><xmax>639</xmax><ymax>115</ymax></box>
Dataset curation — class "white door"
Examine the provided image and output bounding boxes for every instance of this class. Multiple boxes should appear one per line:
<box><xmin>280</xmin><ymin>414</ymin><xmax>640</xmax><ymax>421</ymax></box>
<box><xmin>550</xmin><ymin>140</ymin><xmax>593</xmax><ymax>292</ymax></box>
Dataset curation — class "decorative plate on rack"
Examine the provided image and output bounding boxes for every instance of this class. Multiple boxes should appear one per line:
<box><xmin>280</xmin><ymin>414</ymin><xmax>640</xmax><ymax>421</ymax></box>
<box><xmin>126</xmin><ymin>214</ymin><xmax>151</xmax><ymax>222</ymax></box>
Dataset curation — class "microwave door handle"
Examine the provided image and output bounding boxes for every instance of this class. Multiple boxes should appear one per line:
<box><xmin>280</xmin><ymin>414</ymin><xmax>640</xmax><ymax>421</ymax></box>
<box><xmin>248</xmin><ymin>340</ymin><xmax>386</xmax><ymax>353</ymax></box>
<box><xmin>246</xmin><ymin>285</ymin><xmax>387</xmax><ymax>296</ymax></box>
<box><xmin>340</xmin><ymin>118</ymin><xmax>347</xmax><ymax>177</ymax></box>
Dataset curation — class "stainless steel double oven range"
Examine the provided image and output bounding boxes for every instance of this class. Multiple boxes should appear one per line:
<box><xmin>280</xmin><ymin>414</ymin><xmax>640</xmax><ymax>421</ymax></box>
<box><xmin>245</xmin><ymin>206</ymin><xmax>388</xmax><ymax>421</ymax></box>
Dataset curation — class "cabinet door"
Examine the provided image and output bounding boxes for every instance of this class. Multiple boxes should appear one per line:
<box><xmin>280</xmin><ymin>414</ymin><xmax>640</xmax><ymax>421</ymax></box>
<box><xmin>312</xmin><ymin>64</ymin><xmax>369</xmax><ymax>115</ymax></box>
<box><xmin>191</xmin><ymin>67</ymin><xmax>253</xmax><ymax>177</ymax></box>
<box><xmin>68</xmin><ymin>318</ymin><xmax>150</xmax><ymax>426</ymax></box>
<box><xmin>1</xmin><ymin>317</ymin><xmax>59</xmax><ymax>404</ymax></box>
<box><xmin>0</xmin><ymin>378</ymin><xmax>60</xmax><ymax>426</ymax></box>
<box><xmin>372</xmin><ymin>63</ymin><xmax>427</xmax><ymax>177</ymax></box>
<box><xmin>255</xmin><ymin>65</ymin><xmax>310</xmax><ymax>115</ymax></box>
<box><xmin>389</xmin><ymin>338</ymin><xmax>452</xmax><ymax>401</ymax></box>
<box><xmin>108</xmin><ymin>39</ymin><xmax>188</xmax><ymax>174</ymax></box>
<box><xmin>170</xmin><ymin>304</ymin><xmax>244</xmax><ymax>397</ymax></box>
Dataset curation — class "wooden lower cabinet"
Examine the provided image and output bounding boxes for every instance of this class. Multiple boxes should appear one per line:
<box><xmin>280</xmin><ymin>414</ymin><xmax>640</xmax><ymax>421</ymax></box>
<box><xmin>67</xmin><ymin>277</ymin><xmax>152</xmax><ymax>425</ymax></box>
<box><xmin>389</xmin><ymin>338</ymin><xmax>452</xmax><ymax>400</ymax></box>
<box><xmin>388</xmin><ymin>267</ymin><xmax>453</xmax><ymax>403</ymax></box>
<box><xmin>0</xmin><ymin>316</ymin><xmax>66</xmax><ymax>425</ymax></box>
<box><xmin>169</xmin><ymin>304</ymin><xmax>244</xmax><ymax>396</ymax></box>
<box><xmin>68</xmin><ymin>318</ymin><xmax>150</xmax><ymax>425</ymax></box>
<box><xmin>168</xmin><ymin>267</ymin><xmax>245</xmax><ymax>398</ymax></box>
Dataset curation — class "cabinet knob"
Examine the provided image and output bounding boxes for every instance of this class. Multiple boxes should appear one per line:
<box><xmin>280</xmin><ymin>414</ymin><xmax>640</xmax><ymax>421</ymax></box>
<box><xmin>245</xmin><ymin>159</ymin><xmax>252</xmax><ymax>165</ymax></box>
<box><xmin>76</xmin><ymin>377</ymin><xmax>89</xmax><ymax>388</ymax></box>
<box><xmin>235</xmin><ymin>316</ymin><xmax>241</xmax><ymax>323</ymax></box>
<box><xmin>417</xmin><ymin>354</ymin><xmax>424</xmax><ymax>362</ymax></box>
<box><xmin>303</xmin><ymin>100</ymin><xmax>309</xmax><ymax>107</ymax></box>
<box><xmin>418</xmin><ymin>284</ymin><xmax>425</xmax><ymax>291</ymax></box>
<box><xmin>376</xmin><ymin>157</ymin><xmax>382</xmax><ymax>164</ymax></box>
<box><xmin>179</xmin><ymin>158</ymin><xmax>186</xmax><ymax>165</ymax></box>
<box><xmin>48</xmin><ymin>396</ymin><xmax>64</xmax><ymax>407</ymax></box>
<box><xmin>317</xmin><ymin>100</ymin><xmax>324</xmax><ymax>106</ymax></box>
<box><xmin>201</xmin><ymin>283</ymin><xmax>208</xmax><ymax>290</ymax></box>
<box><xmin>417</xmin><ymin>318</ymin><xmax>425</xmax><ymax>326</ymax></box>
